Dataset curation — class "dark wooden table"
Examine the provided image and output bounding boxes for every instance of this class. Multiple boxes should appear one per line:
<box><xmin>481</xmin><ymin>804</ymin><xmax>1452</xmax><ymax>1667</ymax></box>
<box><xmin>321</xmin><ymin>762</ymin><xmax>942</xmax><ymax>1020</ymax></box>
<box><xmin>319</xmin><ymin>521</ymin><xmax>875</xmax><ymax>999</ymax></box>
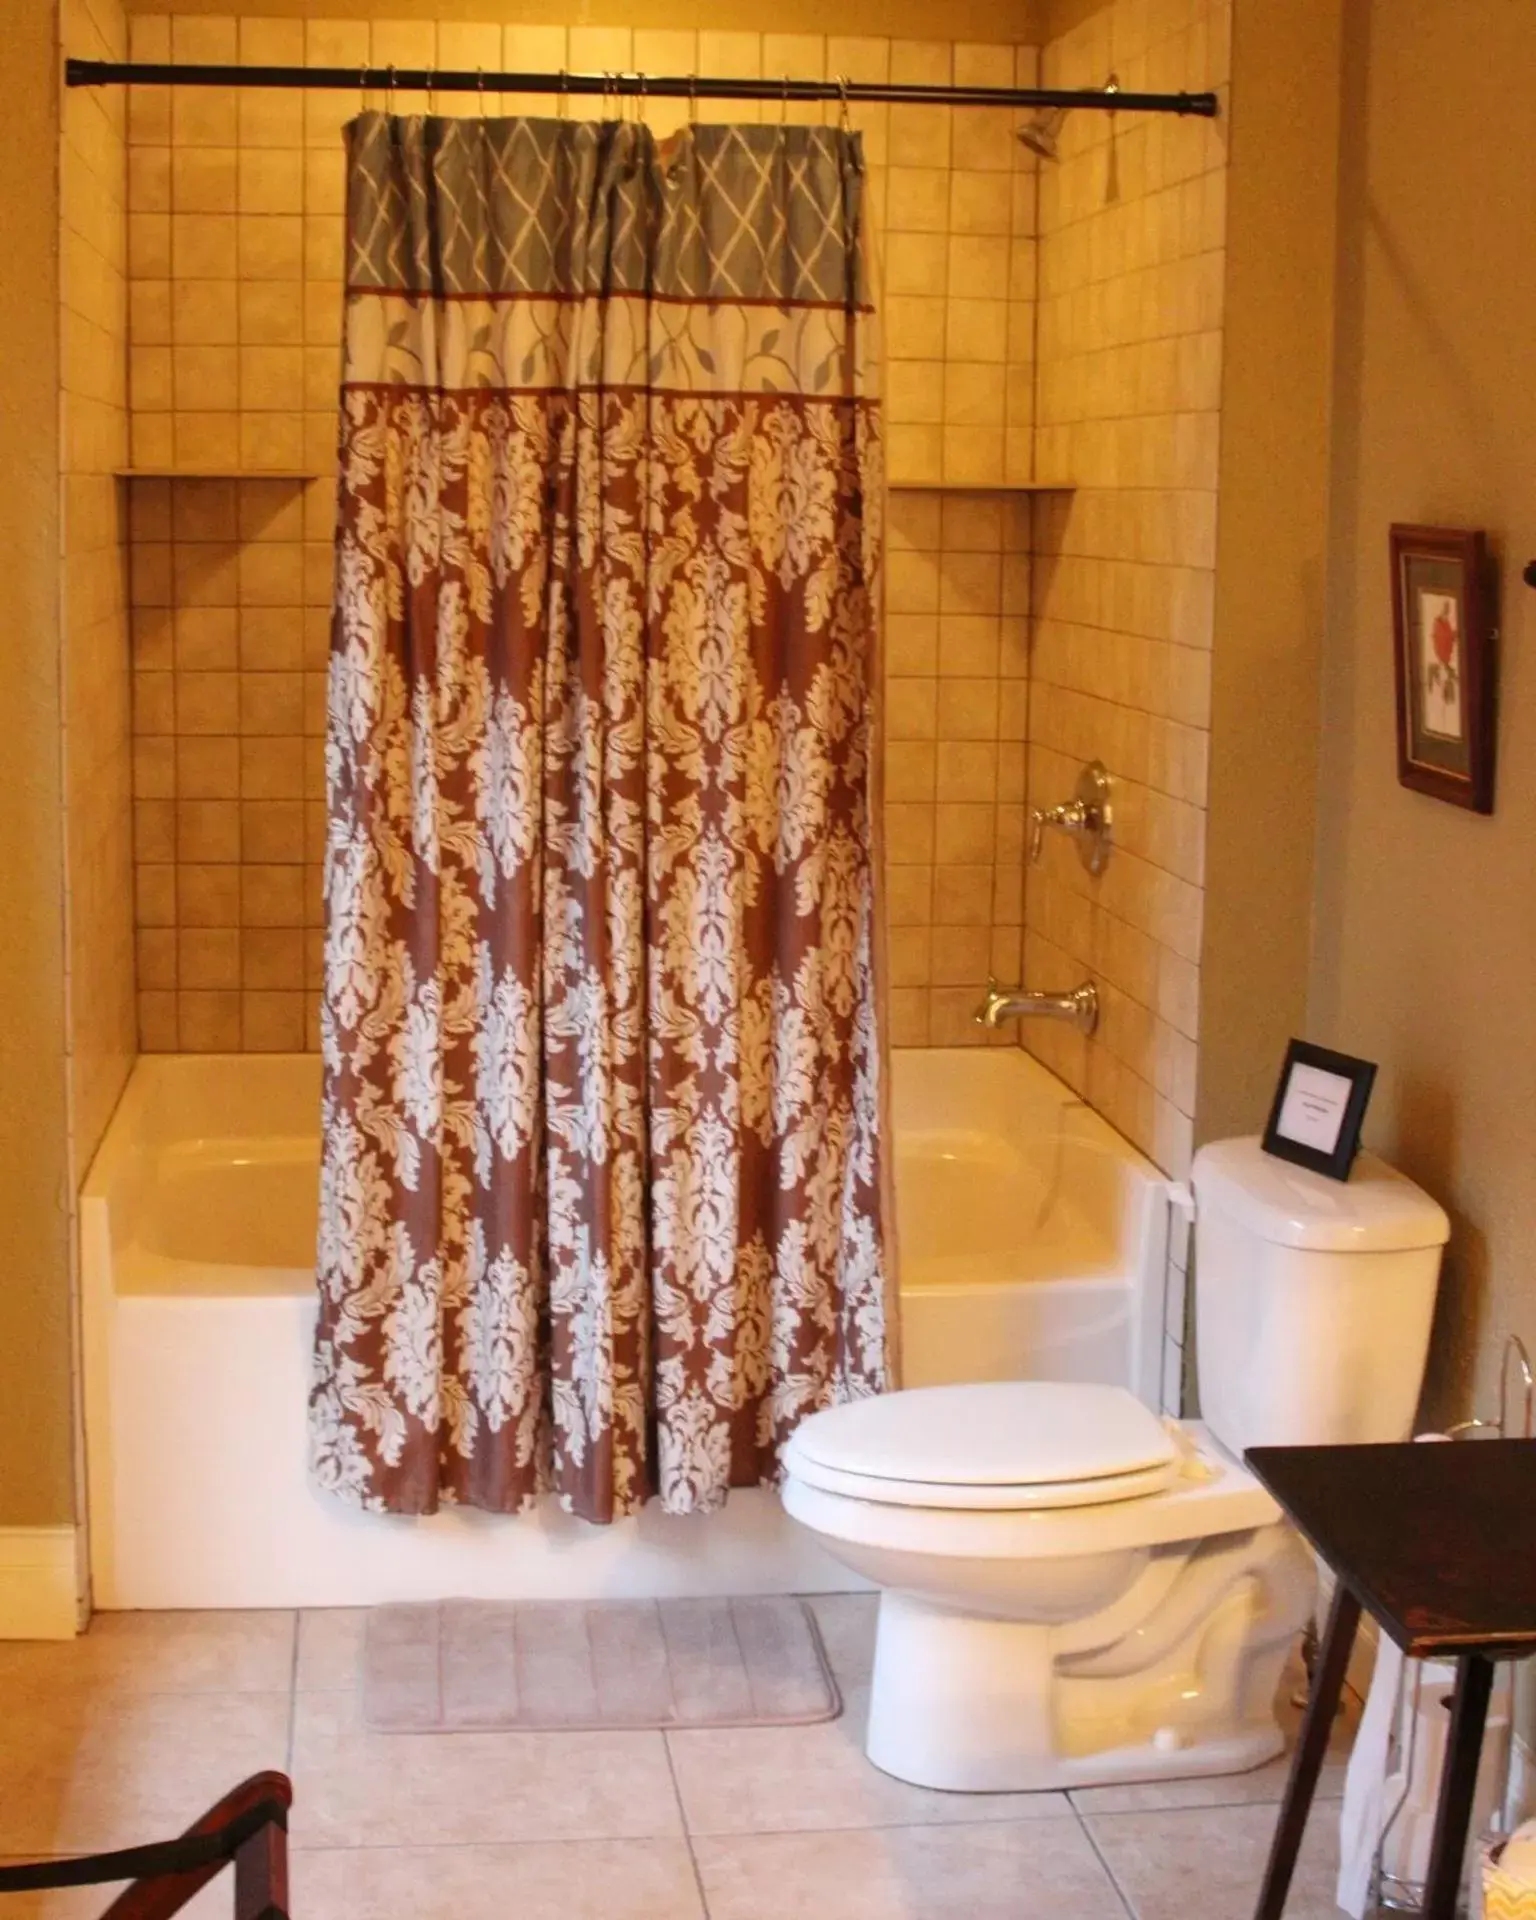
<box><xmin>1245</xmin><ymin>1439</ymin><xmax>1536</xmax><ymax>1920</ymax></box>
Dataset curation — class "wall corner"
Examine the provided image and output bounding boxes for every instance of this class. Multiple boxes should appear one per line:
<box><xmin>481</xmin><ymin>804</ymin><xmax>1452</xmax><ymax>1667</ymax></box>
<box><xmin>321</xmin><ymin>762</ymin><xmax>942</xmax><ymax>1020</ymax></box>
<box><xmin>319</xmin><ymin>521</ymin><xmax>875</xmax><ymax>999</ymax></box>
<box><xmin>1196</xmin><ymin>0</ymin><xmax>1346</xmax><ymax>1146</ymax></box>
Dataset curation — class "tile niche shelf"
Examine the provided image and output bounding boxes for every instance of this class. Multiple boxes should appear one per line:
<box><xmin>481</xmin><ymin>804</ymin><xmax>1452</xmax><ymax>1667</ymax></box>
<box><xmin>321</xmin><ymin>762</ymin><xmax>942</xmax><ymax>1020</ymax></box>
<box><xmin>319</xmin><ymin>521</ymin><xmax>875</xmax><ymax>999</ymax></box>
<box><xmin>887</xmin><ymin>479</ymin><xmax>1076</xmax><ymax>493</ymax></box>
<box><xmin>114</xmin><ymin>468</ymin><xmax>318</xmax><ymax>482</ymax></box>
<box><xmin>117</xmin><ymin>471</ymin><xmax>1069</xmax><ymax>491</ymax></box>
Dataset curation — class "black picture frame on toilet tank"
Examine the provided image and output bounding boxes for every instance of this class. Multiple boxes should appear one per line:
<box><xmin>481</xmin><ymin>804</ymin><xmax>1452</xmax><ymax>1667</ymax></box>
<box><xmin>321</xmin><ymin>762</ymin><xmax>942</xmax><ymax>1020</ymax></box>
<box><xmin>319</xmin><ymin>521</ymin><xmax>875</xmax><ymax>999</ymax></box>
<box><xmin>1260</xmin><ymin>1039</ymin><xmax>1378</xmax><ymax>1183</ymax></box>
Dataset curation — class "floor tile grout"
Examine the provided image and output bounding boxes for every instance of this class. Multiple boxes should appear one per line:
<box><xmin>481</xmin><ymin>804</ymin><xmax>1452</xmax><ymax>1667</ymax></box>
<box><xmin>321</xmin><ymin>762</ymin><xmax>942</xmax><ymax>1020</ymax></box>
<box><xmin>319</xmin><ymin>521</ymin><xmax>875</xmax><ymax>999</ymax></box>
<box><xmin>285</xmin><ymin>1609</ymin><xmax>301</xmax><ymax>1774</ymax></box>
<box><xmin>1074</xmin><ymin>1791</ymin><xmax>1343</xmax><ymax>1819</ymax></box>
<box><xmin>675</xmin><ymin>1804</ymin><xmax>1090</xmax><ymax>1835</ymax></box>
<box><xmin>1069</xmin><ymin>1796</ymin><xmax>1140</xmax><ymax>1920</ymax></box>
<box><xmin>660</xmin><ymin>1729</ymin><xmax>713</xmax><ymax>1919</ymax></box>
<box><xmin>282</xmin><ymin>1836</ymin><xmax>691</xmax><ymax>1855</ymax></box>
<box><xmin>2</xmin><ymin>1609</ymin><xmax>1352</xmax><ymax>1917</ymax></box>
<box><xmin>670</xmin><ymin>1813</ymin><xmax>1081</xmax><ymax>1838</ymax></box>
<box><xmin>279</xmin><ymin>1809</ymin><xmax>1104</xmax><ymax>1853</ymax></box>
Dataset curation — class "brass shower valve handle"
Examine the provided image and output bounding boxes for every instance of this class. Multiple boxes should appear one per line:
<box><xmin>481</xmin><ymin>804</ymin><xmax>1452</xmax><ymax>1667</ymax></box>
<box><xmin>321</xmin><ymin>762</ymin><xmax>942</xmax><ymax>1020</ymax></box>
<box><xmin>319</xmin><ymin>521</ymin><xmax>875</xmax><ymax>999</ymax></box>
<box><xmin>1028</xmin><ymin>759</ymin><xmax>1113</xmax><ymax>876</ymax></box>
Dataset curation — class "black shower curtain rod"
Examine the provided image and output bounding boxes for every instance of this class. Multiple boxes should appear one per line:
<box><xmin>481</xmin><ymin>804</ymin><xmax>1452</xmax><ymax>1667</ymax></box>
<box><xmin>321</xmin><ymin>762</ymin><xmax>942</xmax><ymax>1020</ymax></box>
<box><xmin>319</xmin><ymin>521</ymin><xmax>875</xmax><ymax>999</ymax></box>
<box><xmin>64</xmin><ymin>58</ymin><xmax>1218</xmax><ymax>117</ymax></box>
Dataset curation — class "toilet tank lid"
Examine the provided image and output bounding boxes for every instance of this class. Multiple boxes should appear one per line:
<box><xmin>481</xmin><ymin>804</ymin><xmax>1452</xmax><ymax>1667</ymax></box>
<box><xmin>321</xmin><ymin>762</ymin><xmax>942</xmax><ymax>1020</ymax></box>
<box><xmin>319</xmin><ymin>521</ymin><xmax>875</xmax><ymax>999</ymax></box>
<box><xmin>1192</xmin><ymin>1137</ymin><xmax>1451</xmax><ymax>1252</ymax></box>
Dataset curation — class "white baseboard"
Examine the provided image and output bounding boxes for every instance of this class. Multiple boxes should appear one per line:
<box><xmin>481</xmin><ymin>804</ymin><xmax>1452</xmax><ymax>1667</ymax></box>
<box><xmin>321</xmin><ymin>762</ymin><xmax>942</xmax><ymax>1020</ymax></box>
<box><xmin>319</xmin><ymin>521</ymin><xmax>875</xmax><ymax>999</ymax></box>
<box><xmin>0</xmin><ymin>1528</ymin><xmax>82</xmax><ymax>1638</ymax></box>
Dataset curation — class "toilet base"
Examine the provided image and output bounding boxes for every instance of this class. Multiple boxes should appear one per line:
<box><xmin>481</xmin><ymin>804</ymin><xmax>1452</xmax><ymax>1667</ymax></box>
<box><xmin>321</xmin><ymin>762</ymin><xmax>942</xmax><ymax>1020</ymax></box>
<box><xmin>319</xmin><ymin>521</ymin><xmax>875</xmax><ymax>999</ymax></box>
<box><xmin>868</xmin><ymin>1712</ymin><xmax>1285</xmax><ymax>1794</ymax></box>
<box><xmin>863</xmin><ymin>1570</ymin><xmax>1296</xmax><ymax>1794</ymax></box>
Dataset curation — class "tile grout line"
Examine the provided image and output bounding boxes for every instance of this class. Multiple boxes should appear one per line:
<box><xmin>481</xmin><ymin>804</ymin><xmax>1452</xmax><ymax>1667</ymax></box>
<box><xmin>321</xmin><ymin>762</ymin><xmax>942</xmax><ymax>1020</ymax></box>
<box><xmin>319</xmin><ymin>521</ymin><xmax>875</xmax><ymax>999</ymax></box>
<box><xmin>1069</xmin><ymin>1795</ymin><xmax>1140</xmax><ymax>1920</ymax></box>
<box><xmin>274</xmin><ymin>1806</ymin><xmax>1156</xmax><ymax>1854</ymax></box>
<box><xmin>285</xmin><ymin>1608</ymin><xmax>301</xmax><ymax>1775</ymax></box>
<box><xmin>659</xmin><ymin>1729</ymin><xmax>713</xmax><ymax>1920</ymax></box>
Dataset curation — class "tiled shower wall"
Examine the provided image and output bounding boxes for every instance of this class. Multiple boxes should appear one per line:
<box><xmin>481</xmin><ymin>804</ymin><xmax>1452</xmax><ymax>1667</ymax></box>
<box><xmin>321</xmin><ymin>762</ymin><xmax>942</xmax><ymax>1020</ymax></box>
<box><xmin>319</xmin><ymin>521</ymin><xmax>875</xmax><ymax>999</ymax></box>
<box><xmin>880</xmin><ymin>43</ymin><xmax>1037</xmax><ymax>490</ymax></box>
<box><xmin>125</xmin><ymin>15</ymin><xmax>1041</xmax><ymax>1052</ymax></box>
<box><xmin>884</xmin><ymin>489</ymin><xmax>1030</xmax><ymax>1048</ymax></box>
<box><xmin>1018</xmin><ymin>0</ymin><xmax>1231</xmax><ymax>1177</ymax></box>
<box><xmin>877</xmin><ymin>35</ymin><xmax>1039</xmax><ymax>1045</ymax></box>
<box><xmin>127</xmin><ymin>12</ymin><xmax>347</xmax><ymax>1051</ymax></box>
<box><xmin>61</xmin><ymin>0</ymin><xmax>137</xmax><ymax>1168</ymax></box>
<box><xmin>128</xmin><ymin>474</ymin><xmax>328</xmax><ymax>1051</ymax></box>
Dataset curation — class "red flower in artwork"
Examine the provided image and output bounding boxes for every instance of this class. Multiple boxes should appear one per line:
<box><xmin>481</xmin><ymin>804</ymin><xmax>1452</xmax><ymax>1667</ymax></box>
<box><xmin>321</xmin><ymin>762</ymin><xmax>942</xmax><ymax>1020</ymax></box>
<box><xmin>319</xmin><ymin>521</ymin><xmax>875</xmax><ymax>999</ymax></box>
<box><xmin>1432</xmin><ymin>608</ymin><xmax>1458</xmax><ymax>667</ymax></box>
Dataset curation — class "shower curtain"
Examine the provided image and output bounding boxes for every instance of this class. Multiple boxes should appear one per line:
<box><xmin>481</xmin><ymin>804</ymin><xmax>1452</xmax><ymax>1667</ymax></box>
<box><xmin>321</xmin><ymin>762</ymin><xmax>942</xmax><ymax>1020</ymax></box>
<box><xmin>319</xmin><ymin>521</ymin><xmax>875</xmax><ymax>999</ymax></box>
<box><xmin>311</xmin><ymin>112</ymin><xmax>889</xmax><ymax>1523</ymax></box>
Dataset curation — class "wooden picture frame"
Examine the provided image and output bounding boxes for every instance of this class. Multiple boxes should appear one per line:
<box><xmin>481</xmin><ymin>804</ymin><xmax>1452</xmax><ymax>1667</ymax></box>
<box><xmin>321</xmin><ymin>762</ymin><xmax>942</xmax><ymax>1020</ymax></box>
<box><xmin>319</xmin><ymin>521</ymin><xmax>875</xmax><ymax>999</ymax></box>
<box><xmin>1261</xmin><ymin>1038</ymin><xmax>1377</xmax><ymax>1183</ymax></box>
<box><xmin>1389</xmin><ymin>523</ymin><xmax>1496</xmax><ymax>813</ymax></box>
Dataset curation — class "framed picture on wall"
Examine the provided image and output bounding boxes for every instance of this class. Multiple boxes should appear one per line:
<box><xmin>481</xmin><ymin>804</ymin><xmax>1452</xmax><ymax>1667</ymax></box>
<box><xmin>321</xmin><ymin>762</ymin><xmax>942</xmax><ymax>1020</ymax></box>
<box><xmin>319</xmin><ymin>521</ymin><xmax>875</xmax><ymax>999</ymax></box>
<box><xmin>1261</xmin><ymin>1039</ymin><xmax>1377</xmax><ymax>1182</ymax></box>
<box><xmin>1389</xmin><ymin>523</ymin><xmax>1496</xmax><ymax>812</ymax></box>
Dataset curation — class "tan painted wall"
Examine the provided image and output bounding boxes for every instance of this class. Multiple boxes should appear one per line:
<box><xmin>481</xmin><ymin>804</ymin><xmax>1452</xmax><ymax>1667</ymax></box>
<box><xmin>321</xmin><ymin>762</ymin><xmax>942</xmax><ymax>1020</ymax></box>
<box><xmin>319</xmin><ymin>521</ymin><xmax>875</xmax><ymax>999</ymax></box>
<box><xmin>0</xmin><ymin>1</ymin><xmax>77</xmax><ymax>1529</ymax></box>
<box><xmin>1310</xmin><ymin>0</ymin><xmax>1536</xmax><ymax>1429</ymax></box>
<box><xmin>1195</xmin><ymin>0</ymin><xmax>1341</xmax><ymax>1147</ymax></box>
<box><xmin>125</xmin><ymin>0</ymin><xmax>1046</xmax><ymax>46</ymax></box>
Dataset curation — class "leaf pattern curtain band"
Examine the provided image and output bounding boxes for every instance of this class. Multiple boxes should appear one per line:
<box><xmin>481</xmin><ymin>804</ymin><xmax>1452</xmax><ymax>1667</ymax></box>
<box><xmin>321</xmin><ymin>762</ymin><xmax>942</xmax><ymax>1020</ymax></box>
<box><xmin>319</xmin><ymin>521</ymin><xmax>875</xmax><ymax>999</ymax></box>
<box><xmin>312</xmin><ymin>114</ymin><xmax>889</xmax><ymax>1523</ymax></box>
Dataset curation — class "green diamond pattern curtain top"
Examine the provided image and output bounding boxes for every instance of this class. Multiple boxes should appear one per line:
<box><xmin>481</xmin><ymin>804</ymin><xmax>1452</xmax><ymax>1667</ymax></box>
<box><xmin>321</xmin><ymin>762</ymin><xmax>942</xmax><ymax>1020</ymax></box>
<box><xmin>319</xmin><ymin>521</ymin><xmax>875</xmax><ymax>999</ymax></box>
<box><xmin>312</xmin><ymin>113</ymin><xmax>889</xmax><ymax>1523</ymax></box>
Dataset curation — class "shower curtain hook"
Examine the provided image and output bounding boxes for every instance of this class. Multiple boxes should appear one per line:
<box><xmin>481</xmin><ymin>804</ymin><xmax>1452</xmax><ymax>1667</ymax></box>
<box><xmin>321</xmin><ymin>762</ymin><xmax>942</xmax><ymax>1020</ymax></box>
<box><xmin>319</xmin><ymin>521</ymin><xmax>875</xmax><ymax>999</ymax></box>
<box><xmin>427</xmin><ymin>63</ymin><xmax>436</xmax><ymax>117</ymax></box>
<box><xmin>688</xmin><ymin>71</ymin><xmax>697</xmax><ymax>126</ymax></box>
<box><xmin>637</xmin><ymin>68</ymin><xmax>647</xmax><ymax>127</ymax></box>
<box><xmin>476</xmin><ymin>66</ymin><xmax>487</xmax><ymax>119</ymax></box>
<box><xmin>359</xmin><ymin>59</ymin><xmax>371</xmax><ymax>115</ymax></box>
<box><xmin>780</xmin><ymin>73</ymin><xmax>790</xmax><ymax>125</ymax></box>
<box><xmin>558</xmin><ymin>67</ymin><xmax>568</xmax><ymax>120</ymax></box>
<box><xmin>386</xmin><ymin>64</ymin><xmax>398</xmax><ymax>109</ymax></box>
<box><xmin>837</xmin><ymin>73</ymin><xmax>851</xmax><ymax>132</ymax></box>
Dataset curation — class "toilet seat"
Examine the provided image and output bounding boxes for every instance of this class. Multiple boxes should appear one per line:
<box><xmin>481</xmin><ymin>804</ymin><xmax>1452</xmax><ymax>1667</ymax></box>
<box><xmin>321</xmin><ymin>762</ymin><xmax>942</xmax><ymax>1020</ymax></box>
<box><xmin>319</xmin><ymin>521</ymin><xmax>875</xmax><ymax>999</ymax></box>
<box><xmin>781</xmin><ymin>1420</ymin><xmax>1284</xmax><ymax>1563</ymax></box>
<box><xmin>783</xmin><ymin>1381</ymin><xmax>1181</xmax><ymax>1512</ymax></box>
<box><xmin>783</xmin><ymin>1455</ymin><xmax>1177</xmax><ymax>1510</ymax></box>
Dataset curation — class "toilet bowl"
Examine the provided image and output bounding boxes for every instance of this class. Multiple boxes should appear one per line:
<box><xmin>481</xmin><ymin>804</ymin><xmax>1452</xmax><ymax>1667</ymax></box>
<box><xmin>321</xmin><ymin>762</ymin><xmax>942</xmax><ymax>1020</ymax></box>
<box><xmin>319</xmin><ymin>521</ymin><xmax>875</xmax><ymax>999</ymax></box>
<box><xmin>782</xmin><ymin>1139</ymin><xmax>1451</xmax><ymax>1793</ymax></box>
<box><xmin>782</xmin><ymin>1380</ymin><xmax>1315</xmax><ymax>1791</ymax></box>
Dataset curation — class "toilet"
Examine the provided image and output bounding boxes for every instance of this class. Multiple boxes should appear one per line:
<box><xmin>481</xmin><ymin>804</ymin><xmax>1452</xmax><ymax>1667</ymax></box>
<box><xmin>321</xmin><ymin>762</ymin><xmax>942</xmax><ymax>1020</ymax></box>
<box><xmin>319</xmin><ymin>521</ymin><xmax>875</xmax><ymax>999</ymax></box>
<box><xmin>781</xmin><ymin>1137</ymin><xmax>1451</xmax><ymax>1792</ymax></box>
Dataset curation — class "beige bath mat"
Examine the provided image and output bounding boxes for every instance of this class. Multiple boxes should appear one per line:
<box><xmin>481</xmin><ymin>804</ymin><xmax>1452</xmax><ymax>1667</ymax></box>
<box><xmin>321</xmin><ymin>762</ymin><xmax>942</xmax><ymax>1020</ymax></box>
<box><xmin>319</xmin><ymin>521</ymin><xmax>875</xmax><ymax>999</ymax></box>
<box><xmin>361</xmin><ymin>1596</ymin><xmax>842</xmax><ymax>1732</ymax></box>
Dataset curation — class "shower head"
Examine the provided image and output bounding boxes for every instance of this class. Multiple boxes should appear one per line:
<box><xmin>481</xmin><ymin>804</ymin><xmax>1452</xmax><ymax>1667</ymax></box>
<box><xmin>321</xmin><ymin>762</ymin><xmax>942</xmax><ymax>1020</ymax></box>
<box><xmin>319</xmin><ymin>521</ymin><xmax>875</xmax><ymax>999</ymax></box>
<box><xmin>1017</xmin><ymin>74</ymin><xmax>1120</xmax><ymax>163</ymax></box>
<box><xmin>1017</xmin><ymin>104</ymin><xmax>1068</xmax><ymax>161</ymax></box>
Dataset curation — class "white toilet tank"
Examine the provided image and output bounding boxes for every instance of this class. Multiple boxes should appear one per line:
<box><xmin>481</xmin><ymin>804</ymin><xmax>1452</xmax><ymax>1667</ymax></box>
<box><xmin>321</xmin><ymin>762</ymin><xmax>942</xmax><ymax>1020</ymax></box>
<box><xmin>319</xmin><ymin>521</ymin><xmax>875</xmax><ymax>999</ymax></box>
<box><xmin>1192</xmin><ymin>1137</ymin><xmax>1450</xmax><ymax>1459</ymax></box>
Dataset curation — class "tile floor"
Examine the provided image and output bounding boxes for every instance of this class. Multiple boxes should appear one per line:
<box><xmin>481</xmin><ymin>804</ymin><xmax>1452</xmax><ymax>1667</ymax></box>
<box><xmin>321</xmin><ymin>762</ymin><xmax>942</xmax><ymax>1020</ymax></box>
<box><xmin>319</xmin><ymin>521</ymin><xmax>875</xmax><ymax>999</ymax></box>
<box><xmin>0</xmin><ymin>1596</ymin><xmax>1359</xmax><ymax>1918</ymax></box>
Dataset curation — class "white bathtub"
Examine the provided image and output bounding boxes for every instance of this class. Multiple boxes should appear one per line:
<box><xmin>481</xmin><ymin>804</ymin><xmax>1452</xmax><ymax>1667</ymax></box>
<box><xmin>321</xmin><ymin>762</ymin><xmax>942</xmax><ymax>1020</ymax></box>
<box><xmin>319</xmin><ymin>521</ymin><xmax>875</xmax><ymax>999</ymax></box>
<box><xmin>81</xmin><ymin>1048</ymin><xmax>1176</xmax><ymax>1610</ymax></box>
<box><xmin>893</xmin><ymin>1049</ymin><xmax>1171</xmax><ymax>1397</ymax></box>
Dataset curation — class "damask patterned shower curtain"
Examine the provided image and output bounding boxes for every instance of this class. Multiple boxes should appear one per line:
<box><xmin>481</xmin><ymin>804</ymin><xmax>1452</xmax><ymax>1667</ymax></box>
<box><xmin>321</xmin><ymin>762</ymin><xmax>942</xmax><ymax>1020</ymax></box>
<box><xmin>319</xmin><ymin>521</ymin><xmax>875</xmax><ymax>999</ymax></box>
<box><xmin>311</xmin><ymin>112</ymin><xmax>889</xmax><ymax>1523</ymax></box>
